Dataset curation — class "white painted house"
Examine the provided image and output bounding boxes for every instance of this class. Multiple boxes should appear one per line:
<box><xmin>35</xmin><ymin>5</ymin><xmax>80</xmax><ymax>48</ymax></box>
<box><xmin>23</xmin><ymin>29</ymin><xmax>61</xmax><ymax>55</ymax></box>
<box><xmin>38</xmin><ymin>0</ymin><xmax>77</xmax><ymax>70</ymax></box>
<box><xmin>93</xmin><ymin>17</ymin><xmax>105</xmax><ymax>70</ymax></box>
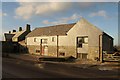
<box><xmin>26</xmin><ymin>18</ymin><xmax>113</xmax><ymax>62</ymax></box>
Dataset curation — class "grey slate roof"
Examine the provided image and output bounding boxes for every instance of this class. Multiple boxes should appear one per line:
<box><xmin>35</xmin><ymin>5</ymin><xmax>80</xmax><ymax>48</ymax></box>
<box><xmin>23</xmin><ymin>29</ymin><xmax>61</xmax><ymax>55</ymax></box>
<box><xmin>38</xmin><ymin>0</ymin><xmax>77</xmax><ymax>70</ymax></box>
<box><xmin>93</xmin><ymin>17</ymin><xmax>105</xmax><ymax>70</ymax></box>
<box><xmin>26</xmin><ymin>23</ymin><xmax>76</xmax><ymax>37</ymax></box>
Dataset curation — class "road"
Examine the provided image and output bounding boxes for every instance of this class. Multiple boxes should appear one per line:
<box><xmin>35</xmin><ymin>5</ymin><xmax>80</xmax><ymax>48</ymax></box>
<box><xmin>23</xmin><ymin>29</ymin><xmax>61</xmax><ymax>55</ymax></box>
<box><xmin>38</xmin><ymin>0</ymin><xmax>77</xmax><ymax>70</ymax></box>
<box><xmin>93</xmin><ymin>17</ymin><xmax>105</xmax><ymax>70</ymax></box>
<box><xmin>2</xmin><ymin>58</ymin><xmax>73</xmax><ymax>78</ymax></box>
<box><xmin>2</xmin><ymin>57</ymin><xmax>120</xmax><ymax>79</ymax></box>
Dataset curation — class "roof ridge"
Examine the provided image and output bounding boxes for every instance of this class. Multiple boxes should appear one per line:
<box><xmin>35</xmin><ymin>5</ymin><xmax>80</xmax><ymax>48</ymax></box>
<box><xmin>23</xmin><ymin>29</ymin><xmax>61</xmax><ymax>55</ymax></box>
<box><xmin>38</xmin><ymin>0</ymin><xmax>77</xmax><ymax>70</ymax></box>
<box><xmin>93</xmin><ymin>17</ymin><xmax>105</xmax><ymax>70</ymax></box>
<box><xmin>36</xmin><ymin>23</ymin><xmax>76</xmax><ymax>29</ymax></box>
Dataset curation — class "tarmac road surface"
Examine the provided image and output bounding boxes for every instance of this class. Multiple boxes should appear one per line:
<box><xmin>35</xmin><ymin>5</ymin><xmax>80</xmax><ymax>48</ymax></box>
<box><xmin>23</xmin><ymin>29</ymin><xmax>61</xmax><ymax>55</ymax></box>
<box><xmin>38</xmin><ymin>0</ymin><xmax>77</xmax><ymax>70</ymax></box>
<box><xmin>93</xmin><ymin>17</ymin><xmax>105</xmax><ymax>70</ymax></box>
<box><xmin>2</xmin><ymin>57</ymin><xmax>120</xmax><ymax>79</ymax></box>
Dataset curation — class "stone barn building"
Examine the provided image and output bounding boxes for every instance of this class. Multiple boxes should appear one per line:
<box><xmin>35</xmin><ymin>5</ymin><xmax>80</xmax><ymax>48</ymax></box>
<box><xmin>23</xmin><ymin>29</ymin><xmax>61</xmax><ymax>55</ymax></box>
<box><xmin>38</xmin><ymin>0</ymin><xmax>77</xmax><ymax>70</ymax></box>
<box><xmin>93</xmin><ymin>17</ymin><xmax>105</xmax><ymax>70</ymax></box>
<box><xmin>26</xmin><ymin>18</ymin><xmax>113</xmax><ymax>62</ymax></box>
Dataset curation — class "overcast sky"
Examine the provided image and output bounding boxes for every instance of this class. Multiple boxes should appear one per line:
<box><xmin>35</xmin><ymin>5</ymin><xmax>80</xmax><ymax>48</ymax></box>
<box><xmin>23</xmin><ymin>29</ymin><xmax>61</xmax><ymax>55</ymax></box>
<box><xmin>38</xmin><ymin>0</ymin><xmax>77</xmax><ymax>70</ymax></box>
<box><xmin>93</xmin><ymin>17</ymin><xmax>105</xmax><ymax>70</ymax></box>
<box><xmin>0</xmin><ymin>0</ymin><xmax>119</xmax><ymax>45</ymax></box>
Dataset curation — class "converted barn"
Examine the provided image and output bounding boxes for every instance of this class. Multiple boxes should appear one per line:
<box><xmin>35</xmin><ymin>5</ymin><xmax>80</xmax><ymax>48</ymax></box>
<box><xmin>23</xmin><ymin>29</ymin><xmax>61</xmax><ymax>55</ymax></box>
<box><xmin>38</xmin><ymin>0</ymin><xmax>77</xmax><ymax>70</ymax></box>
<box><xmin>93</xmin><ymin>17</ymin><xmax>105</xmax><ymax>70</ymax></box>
<box><xmin>26</xmin><ymin>18</ymin><xmax>113</xmax><ymax>62</ymax></box>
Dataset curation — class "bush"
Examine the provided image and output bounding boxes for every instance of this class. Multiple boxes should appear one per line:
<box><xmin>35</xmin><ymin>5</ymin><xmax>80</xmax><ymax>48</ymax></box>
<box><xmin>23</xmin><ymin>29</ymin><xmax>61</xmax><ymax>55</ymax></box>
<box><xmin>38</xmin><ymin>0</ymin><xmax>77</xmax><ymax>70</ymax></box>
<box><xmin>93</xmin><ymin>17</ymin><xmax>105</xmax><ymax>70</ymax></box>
<box><xmin>39</xmin><ymin>56</ymin><xmax>76</xmax><ymax>62</ymax></box>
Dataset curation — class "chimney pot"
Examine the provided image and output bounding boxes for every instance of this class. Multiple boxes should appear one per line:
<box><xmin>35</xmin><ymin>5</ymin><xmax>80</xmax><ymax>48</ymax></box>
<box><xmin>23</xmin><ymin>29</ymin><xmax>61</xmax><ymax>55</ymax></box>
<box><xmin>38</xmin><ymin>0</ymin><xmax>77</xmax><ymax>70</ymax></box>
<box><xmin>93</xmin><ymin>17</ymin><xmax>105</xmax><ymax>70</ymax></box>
<box><xmin>13</xmin><ymin>30</ymin><xmax>16</xmax><ymax>32</ymax></box>
<box><xmin>26</xmin><ymin>24</ymin><xmax>31</xmax><ymax>31</ymax></box>
<box><xmin>9</xmin><ymin>31</ymin><xmax>11</xmax><ymax>33</ymax></box>
<box><xmin>19</xmin><ymin>27</ymin><xmax>22</xmax><ymax>31</ymax></box>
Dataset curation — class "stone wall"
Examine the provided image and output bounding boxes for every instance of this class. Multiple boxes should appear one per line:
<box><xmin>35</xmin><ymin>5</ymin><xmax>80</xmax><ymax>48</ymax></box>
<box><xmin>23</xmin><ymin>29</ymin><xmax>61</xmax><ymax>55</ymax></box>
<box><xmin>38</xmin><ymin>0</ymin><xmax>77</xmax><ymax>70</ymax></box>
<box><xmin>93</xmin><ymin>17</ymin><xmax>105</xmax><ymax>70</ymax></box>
<box><xmin>47</xmin><ymin>46</ymin><xmax>57</xmax><ymax>57</ymax></box>
<box><xmin>27</xmin><ymin>45</ymin><xmax>40</xmax><ymax>55</ymax></box>
<box><xmin>27</xmin><ymin>45</ymin><xmax>76</xmax><ymax>57</ymax></box>
<box><xmin>88</xmin><ymin>46</ymin><xmax>100</xmax><ymax>61</ymax></box>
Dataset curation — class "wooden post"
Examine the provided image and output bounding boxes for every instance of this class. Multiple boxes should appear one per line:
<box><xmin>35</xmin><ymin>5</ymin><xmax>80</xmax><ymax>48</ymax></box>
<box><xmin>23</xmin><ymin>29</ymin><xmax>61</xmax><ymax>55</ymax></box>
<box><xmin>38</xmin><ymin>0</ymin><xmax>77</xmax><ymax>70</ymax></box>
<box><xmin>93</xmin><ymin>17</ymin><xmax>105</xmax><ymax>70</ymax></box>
<box><xmin>57</xmin><ymin>35</ymin><xmax>59</xmax><ymax>58</ymax></box>
<box><xmin>99</xmin><ymin>34</ymin><xmax>103</xmax><ymax>62</ymax></box>
<box><xmin>40</xmin><ymin>39</ymin><xmax>42</xmax><ymax>56</ymax></box>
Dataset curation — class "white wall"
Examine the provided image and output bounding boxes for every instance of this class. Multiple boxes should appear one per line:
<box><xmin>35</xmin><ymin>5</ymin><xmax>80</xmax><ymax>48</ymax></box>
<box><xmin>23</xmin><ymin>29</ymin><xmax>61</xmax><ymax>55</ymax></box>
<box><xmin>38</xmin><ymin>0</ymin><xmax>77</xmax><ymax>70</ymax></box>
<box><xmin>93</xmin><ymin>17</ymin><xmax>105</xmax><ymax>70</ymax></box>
<box><xmin>66</xmin><ymin>18</ymin><xmax>103</xmax><ymax>57</ymax></box>
<box><xmin>67</xmin><ymin>19</ymin><xmax>103</xmax><ymax>47</ymax></box>
<box><xmin>26</xmin><ymin>36</ymin><xmax>58</xmax><ymax>46</ymax></box>
<box><xmin>58</xmin><ymin>36</ymin><xmax>68</xmax><ymax>46</ymax></box>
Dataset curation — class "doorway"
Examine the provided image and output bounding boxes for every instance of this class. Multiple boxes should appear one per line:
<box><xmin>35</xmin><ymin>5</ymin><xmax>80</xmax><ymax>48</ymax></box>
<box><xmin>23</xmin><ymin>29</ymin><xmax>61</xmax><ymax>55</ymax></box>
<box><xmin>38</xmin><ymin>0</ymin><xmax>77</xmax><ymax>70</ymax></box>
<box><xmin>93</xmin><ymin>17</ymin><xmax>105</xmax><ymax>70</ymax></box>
<box><xmin>44</xmin><ymin>46</ymin><xmax>48</xmax><ymax>56</ymax></box>
<box><xmin>40</xmin><ymin>39</ymin><xmax>48</xmax><ymax>56</ymax></box>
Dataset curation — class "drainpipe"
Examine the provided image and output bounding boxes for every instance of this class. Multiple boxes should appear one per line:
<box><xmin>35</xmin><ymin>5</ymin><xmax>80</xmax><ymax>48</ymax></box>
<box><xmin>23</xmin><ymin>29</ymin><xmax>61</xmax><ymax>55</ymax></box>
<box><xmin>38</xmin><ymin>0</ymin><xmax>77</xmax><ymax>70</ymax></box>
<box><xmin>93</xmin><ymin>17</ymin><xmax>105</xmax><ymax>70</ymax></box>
<box><xmin>40</xmin><ymin>39</ymin><xmax>42</xmax><ymax>56</ymax></box>
<box><xmin>99</xmin><ymin>34</ymin><xmax>103</xmax><ymax>62</ymax></box>
<box><xmin>57</xmin><ymin>35</ymin><xmax>59</xmax><ymax>58</ymax></box>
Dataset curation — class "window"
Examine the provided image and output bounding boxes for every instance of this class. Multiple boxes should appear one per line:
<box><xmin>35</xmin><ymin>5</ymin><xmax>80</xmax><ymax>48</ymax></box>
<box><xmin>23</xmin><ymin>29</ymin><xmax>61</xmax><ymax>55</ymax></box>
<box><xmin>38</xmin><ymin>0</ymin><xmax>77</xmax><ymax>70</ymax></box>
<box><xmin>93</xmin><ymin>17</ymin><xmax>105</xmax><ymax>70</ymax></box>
<box><xmin>34</xmin><ymin>38</ymin><xmax>37</xmax><ymax>42</ymax></box>
<box><xmin>36</xmin><ymin>50</ymin><xmax>40</xmax><ymax>53</ymax></box>
<box><xmin>77</xmin><ymin>43</ymin><xmax>82</xmax><ymax>48</ymax></box>
<box><xmin>59</xmin><ymin>52</ymin><xmax>65</xmax><ymax>56</ymax></box>
<box><xmin>52</xmin><ymin>37</ymin><xmax>55</xmax><ymax>42</ymax></box>
<box><xmin>84</xmin><ymin>37</ymin><xmax>88</xmax><ymax>43</ymax></box>
<box><xmin>77</xmin><ymin>37</ymin><xmax>83</xmax><ymax>48</ymax></box>
<box><xmin>77</xmin><ymin>53</ymin><xmax>88</xmax><ymax>59</ymax></box>
<box><xmin>82</xmin><ymin>54</ymin><xmax>88</xmax><ymax>59</ymax></box>
<box><xmin>77</xmin><ymin>37</ymin><xmax>88</xmax><ymax>48</ymax></box>
<box><xmin>42</xmin><ymin>39</ymin><xmax>48</xmax><ymax>44</ymax></box>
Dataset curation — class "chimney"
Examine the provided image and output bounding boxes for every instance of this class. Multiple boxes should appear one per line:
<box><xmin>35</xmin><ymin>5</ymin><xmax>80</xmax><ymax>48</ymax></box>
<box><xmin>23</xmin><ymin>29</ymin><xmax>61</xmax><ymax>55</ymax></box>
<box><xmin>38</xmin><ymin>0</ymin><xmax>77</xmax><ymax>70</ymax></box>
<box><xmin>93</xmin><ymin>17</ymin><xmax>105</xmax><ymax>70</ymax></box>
<box><xmin>26</xmin><ymin>24</ymin><xmax>31</xmax><ymax>31</ymax></box>
<box><xmin>19</xmin><ymin>27</ymin><xmax>22</xmax><ymax>31</ymax></box>
<box><xmin>13</xmin><ymin>30</ymin><xmax>16</xmax><ymax>32</ymax></box>
<box><xmin>9</xmin><ymin>31</ymin><xmax>11</xmax><ymax>33</ymax></box>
